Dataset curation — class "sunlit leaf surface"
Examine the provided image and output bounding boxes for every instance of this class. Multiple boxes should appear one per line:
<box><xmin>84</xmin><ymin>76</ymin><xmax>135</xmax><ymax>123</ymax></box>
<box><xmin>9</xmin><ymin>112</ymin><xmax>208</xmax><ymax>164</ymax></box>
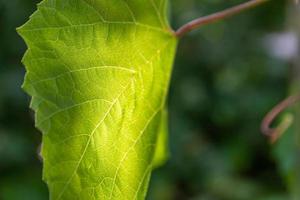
<box><xmin>18</xmin><ymin>0</ymin><xmax>177</xmax><ymax>199</ymax></box>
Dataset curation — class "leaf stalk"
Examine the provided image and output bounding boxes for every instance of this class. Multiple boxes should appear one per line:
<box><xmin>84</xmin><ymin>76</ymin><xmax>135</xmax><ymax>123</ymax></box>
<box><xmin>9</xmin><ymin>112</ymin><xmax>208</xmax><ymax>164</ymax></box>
<box><xmin>175</xmin><ymin>0</ymin><xmax>269</xmax><ymax>38</ymax></box>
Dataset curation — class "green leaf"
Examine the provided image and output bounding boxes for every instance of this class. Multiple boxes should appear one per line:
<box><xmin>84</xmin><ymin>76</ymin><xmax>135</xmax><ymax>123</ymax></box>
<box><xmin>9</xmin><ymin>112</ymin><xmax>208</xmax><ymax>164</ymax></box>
<box><xmin>273</xmin><ymin>59</ymin><xmax>300</xmax><ymax>200</ymax></box>
<box><xmin>273</xmin><ymin>113</ymin><xmax>300</xmax><ymax>199</ymax></box>
<box><xmin>17</xmin><ymin>0</ymin><xmax>177</xmax><ymax>199</ymax></box>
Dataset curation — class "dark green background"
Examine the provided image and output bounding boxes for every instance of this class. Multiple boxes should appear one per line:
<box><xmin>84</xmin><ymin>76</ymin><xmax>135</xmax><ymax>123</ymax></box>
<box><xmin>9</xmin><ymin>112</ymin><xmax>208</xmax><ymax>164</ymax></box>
<box><xmin>0</xmin><ymin>0</ymin><xmax>295</xmax><ymax>199</ymax></box>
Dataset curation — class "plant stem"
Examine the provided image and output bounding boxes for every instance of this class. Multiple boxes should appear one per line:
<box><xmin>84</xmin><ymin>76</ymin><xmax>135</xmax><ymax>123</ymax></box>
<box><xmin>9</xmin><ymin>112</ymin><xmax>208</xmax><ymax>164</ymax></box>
<box><xmin>261</xmin><ymin>94</ymin><xmax>300</xmax><ymax>143</ymax></box>
<box><xmin>175</xmin><ymin>0</ymin><xmax>269</xmax><ymax>38</ymax></box>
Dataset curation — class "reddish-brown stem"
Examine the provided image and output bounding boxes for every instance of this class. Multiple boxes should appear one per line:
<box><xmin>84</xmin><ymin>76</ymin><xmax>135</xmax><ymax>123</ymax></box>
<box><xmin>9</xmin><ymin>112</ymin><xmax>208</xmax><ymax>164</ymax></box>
<box><xmin>261</xmin><ymin>95</ymin><xmax>300</xmax><ymax>142</ymax></box>
<box><xmin>175</xmin><ymin>0</ymin><xmax>269</xmax><ymax>38</ymax></box>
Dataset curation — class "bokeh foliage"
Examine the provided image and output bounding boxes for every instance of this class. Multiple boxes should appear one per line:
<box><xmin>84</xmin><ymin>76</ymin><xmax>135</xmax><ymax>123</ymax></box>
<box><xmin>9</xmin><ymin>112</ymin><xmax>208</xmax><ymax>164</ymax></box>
<box><xmin>0</xmin><ymin>0</ymin><xmax>295</xmax><ymax>199</ymax></box>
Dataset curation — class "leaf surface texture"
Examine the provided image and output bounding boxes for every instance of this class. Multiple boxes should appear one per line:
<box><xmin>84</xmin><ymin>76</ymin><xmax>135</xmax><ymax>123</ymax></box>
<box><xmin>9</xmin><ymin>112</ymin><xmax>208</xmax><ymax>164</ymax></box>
<box><xmin>18</xmin><ymin>0</ymin><xmax>177</xmax><ymax>199</ymax></box>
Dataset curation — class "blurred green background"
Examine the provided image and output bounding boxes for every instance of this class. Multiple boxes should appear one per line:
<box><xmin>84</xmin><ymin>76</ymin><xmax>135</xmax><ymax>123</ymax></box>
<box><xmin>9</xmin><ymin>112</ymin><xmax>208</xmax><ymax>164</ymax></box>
<box><xmin>0</xmin><ymin>0</ymin><xmax>298</xmax><ymax>199</ymax></box>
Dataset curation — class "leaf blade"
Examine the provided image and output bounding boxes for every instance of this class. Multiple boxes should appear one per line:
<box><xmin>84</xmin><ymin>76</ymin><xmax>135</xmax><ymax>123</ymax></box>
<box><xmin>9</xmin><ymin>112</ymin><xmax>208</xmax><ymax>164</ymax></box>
<box><xmin>18</xmin><ymin>0</ymin><xmax>177</xmax><ymax>199</ymax></box>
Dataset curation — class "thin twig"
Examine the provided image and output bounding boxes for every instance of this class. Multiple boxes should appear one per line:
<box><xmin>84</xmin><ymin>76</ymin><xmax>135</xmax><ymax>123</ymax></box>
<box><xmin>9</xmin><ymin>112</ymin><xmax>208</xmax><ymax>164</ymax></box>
<box><xmin>175</xmin><ymin>0</ymin><xmax>269</xmax><ymax>38</ymax></box>
<box><xmin>261</xmin><ymin>94</ymin><xmax>300</xmax><ymax>143</ymax></box>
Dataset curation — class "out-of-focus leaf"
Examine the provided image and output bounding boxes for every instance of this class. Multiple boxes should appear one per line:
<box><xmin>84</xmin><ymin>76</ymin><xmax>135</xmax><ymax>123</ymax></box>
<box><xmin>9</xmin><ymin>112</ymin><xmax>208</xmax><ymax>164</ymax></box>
<box><xmin>273</xmin><ymin>112</ymin><xmax>300</xmax><ymax>200</ymax></box>
<box><xmin>272</xmin><ymin>4</ymin><xmax>300</xmax><ymax>200</ymax></box>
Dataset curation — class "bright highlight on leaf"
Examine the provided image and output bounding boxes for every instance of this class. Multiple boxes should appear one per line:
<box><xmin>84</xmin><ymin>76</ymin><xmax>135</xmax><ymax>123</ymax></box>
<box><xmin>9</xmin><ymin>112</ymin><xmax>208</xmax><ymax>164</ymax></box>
<box><xmin>17</xmin><ymin>0</ymin><xmax>177</xmax><ymax>199</ymax></box>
